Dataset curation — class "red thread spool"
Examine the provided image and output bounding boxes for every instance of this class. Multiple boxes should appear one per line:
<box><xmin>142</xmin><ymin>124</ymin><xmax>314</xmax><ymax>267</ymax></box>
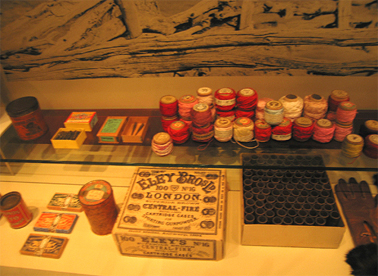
<box><xmin>161</xmin><ymin>115</ymin><xmax>178</xmax><ymax>132</ymax></box>
<box><xmin>214</xmin><ymin>88</ymin><xmax>236</xmax><ymax>111</ymax></box>
<box><xmin>312</xmin><ymin>119</ymin><xmax>335</xmax><ymax>143</ymax></box>
<box><xmin>272</xmin><ymin>117</ymin><xmax>292</xmax><ymax>141</ymax></box>
<box><xmin>152</xmin><ymin>132</ymin><xmax>173</xmax><ymax>157</ymax></box>
<box><xmin>334</xmin><ymin>121</ymin><xmax>353</xmax><ymax>142</ymax></box>
<box><xmin>328</xmin><ymin>90</ymin><xmax>350</xmax><ymax>112</ymax></box>
<box><xmin>293</xmin><ymin>117</ymin><xmax>314</xmax><ymax>142</ymax></box>
<box><xmin>191</xmin><ymin>103</ymin><xmax>212</xmax><ymax>128</ymax></box>
<box><xmin>216</xmin><ymin>109</ymin><xmax>235</xmax><ymax>121</ymax></box>
<box><xmin>236</xmin><ymin>88</ymin><xmax>258</xmax><ymax>111</ymax></box>
<box><xmin>6</xmin><ymin>96</ymin><xmax>48</xmax><ymax>141</ymax></box>
<box><xmin>254</xmin><ymin>119</ymin><xmax>271</xmax><ymax>142</ymax></box>
<box><xmin>0</xmin><ymin>191</ymin><xmax>33</xmax><ymax>229</ymax></box>
<box><xmin>364</xmin><ymin>134</ymin><xmax>378</xmax><ymax>159</ymax></box>
<box><xmin>159</xmin><ymin>95</ymin><xmax>178</xmax><ymax>117</ymax></box>
<box><xmin>235</xmin><ymin>109</ymin><xmax>255</xmax><ymax>119</ymax></box>
<box><xmin>178</xmin><ymin>95</ymin><xmax>198</xmax><ymax>121</ymax></box>
<box><xmin>167</xmin><ymin>120</ymin><xmax>190</xmax><ymax>144</ymax></box>
<box><xmin>336</xmin><ymin>101</ymin><xmax>357</xmax><ymax>124</ymax></box>
<box><xmin>192</xmin><ymin>124</ymin><xmax>214</xmax><ymax>142</ymax></box>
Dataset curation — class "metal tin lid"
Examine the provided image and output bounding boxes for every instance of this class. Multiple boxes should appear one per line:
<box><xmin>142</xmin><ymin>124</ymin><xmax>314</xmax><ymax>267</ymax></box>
<box><xmin>6</xmin><ymin>96</ymin><xmax>39</xmax><ymax>117</ymax></box>
<box><xmin>365</xmin><ymin>120</ymin><xmax>378</xmax><ymax>131</ymax></box>
<box><xmin>255</xmin><ymin>119</ymin><xmax>271</xmax><ymax>129</ymax></box>
<box><xmin>160</xmin><ymin>95</ymin><xmax>177</xmax><ymax>105</ymax></box>
<box><xmin>78</xmin><ymin>180</ymin><xmax>112</xmax><ymax>206</ymax></box>
<box><xmin>345</xmin><ymin>134</ymin><xmax>363</xmax><ymax>145</ymax></box>
<box><xmin>339</xmin><ymin>101</ymin><xmax>356</xmax><ymax>111</ymax></box>
<box><xmin>238</xmin><ymin>88</ymin><xmax>256</xmax><ymax>97</ymax></box>
<box><xmin>169</xmin><ymin>120</ymin><xmax>186</xmax><ymax>130</ymax></box>
<box><xmin>316</xmin><ymin>119</ymin><xmax>333</xmax><ymax>128</ymax></box>
<box><xmin>179</xmin><ymin>95</ymin><xmax>196</xmax><ymax>104</ymax></box>
<box><xmin>193</xmin><ymin>103</ymin><xmax>209</xmax><ymax>113</ymax></box>
<box><xmin>0</xmin><ymin>192</ymin><xmax>21</xmax><ymax>211</ymax></box>
<box><xmin>153</xmin><ymin>132</ymin><xmax>171</xmax><ymax>145</ymax></box>
<box><xmin>367</xmin><ymin>134</ymin><xmax>378</xmax><ymax>145</ymax></box>
<box><xmin>294</xmin><ymin>117</ymin><xmax>313</xmax><ymax>127</ymax></box>
<box><xmin>330</xmin><ymin>90</ymin><xmax>349</xmax><ymax>101</ymax></box>
<box><xmin>197</xmin><ymin>87</ymin><xmax>212</xmax><ymax>96</ymax></box>
<box><xmin>234</xmin><ymin>117</ymin><xmax>253</xmax><ymax>127</ymax></box>
<box><xmin>266</xmin><ymin>100</ymin><xmax>283</xmax><ymax>110</ymax></box>
<box><xmin>284</xmin><ymin>94</ymin><xmax>298</xmax><ymax>102</ymax></box>
<box><xmin>215</xmin><ymin>118</ymin><xmax>232</xmax><ymax>128</ymax></box>
<box><xmin>310</xmin><ymin>94</ymin><xmax>323</xmax><ymax>102</ymax></box>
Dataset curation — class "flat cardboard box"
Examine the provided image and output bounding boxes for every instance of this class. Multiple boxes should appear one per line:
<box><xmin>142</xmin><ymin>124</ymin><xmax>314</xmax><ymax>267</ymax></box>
<box><xmin>121</xmin><ymin>116</ymin><xmax>149</xmax><ymax>143</ymax></box>
<box><xmin>64</xmin><ymin>112</ymin><xmax>98</xmax><ymax>132</ymax></box>
<box><xmin>113</xmin><ymin>167</ymin><xmax>228</xmax><ymax>260</ymax></box>
<box><xmin>51</xmin><ymin>128</ymin><xmax>87</xmax><ymax>149</ymax></box>
<box><xmin>97</xmin><ymin>116</ymin><xmax>127</xmax><ymax>144</ymax></box>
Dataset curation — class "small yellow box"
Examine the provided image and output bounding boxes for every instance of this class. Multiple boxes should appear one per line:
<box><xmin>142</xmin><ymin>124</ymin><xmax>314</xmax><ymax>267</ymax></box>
<box><xmin>121</xmin><ymin>116</ymin><xmax>149</xmax><ymax>143</ymax></box>
<box><xmin>51</xmin><ymin>128</ymin><xmax>87</xmax><ymax>149</ymax></box>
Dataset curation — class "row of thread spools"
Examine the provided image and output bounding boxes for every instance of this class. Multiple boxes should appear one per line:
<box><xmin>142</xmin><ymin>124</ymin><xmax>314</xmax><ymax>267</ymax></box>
<box><xmin>151</xmin><ymin>87</ymin><xmax>378</xmax><ymax>159</ymax></box>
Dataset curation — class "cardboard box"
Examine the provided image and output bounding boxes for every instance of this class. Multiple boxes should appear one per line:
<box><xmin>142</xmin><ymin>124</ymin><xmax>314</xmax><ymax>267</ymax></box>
<box><xmin>51</xmin><ymin>128</ymin><xmax>86</xmax><ymax>149</ymax></box>
<box><xmin>121</xmin><ymin>116</ymin><xmax>149</xmax><ymax>143</ymax></box>
<box><xmin>64</xmin><ymin>112</ymin><xmax>98</xmax><ymax>131</ymax></box>
<box><xmin>113</xmin><ymin>167</ymin><xmax>227</xmax><ymax>260</ymax></box>
<box><xmin>97</xmin><ymin>116</ymin><xmax>127</xmax><ymax>144</ymax></box>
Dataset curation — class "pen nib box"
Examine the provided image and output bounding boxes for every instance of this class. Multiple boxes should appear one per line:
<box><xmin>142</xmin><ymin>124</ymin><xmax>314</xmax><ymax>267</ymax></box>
<box><xmin>51</xmin><ymin>128</ymin><xmax>86</xmax><ymax>149</ymax></box>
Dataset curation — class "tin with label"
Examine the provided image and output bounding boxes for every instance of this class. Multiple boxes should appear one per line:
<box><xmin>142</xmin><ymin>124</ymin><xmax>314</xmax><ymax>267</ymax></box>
<box><xmin>0</xmin><ymin>191</ymin><xmax>33</xmax><ymax>229</ymax></box>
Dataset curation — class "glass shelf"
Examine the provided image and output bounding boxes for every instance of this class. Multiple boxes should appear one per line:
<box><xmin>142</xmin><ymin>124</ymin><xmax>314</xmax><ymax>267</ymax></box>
<box><xmin>1</xmin><ymin>109</ymin><xmax>377</xmax><ymax>171</ymax></box>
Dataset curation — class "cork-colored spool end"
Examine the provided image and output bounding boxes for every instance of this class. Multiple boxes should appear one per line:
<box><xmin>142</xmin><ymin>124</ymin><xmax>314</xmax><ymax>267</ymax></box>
<box><xmin>365</xmin><ymin>120</ymin><xmax>378</xmax><ymax>131</ymax></box>
<box><xmin>215</xmin><ymin>118</ymin><xmax>232</xmax><ymax>128</ymax></box>
<box><xmin>331</xmin><ymin>90</ymin><xmax>349</xmax><ymax>101</ymax></box>
<box><xmin>284</xmin><ymin>94</ymin><xmax>298</xmax><ymax>102</ymax></box>
<box><xmin>255</xmin><ymin>119</ymin><xmax>271</xmax><ymax>129</ymax></box>
<box><xmin>294</xmin><ymin>117</ymin><xmax>313</xmax><ymax>128</ymax></box>
<box><xmin>336</xmin><ymin>120</ymin><xmax>353</xmax><ymax>128</ymax></box>
<box><xmin>238</xmin><ymin>88</ymin><xmax>256</xmax><ymax>97</ymax></box>
<box><xmin>367</xmin><ymin>134</ymin><xmax>378</xmax><ymax>145</ymax></box>
<box><xmin>216</xmin><ymin>88</ymin><xmax>235</xmax><ymax>96</ymax></box>
<box><xmin>193</xmin><ymin>103</ymin><xmax>209</xmax><ymax>113</ymax></box>
<box><xmin>179</xmin><ymin>95</ymin><xmax>196</xmax><ymax>104</ymax></box>
<box><xmin>339</xmin><ymin>101</ymin><xmax>356</xmax><ymax>111</ymax></box>
<box><xmin>310</xmin><ymin>94</ymin><xmax>324</xmax><ymax>102</ymax></box>
<box><xmin>160</xmin><ymin>95</ymin><xmax>177</xmax><ymax>105</ymax></box>
<box><xmin>153</xmin><ymin>132</ymin><xmax>171</xmax><ymax>145</ymax></box>
<box><xmin>197</xmin><ymin>87</ymin><xmax>212</xmax><ymax>96</ymax></box>
<box><xmin>317</xmin><ymin>119</ymin><xmax>333</xmax><ymax>128</ymax></box>
<box><xmin>234</xmin><ymin>117</ymin><xmax>253</xmax><ymax>127</ymax></box>
<box><xmin>345</xmin><ymin>134</ymin><xmax>363</xmax><ymax>145</ymax></box>
<box><xmin>266</xmin><ymin>100</ymin><xmax>283</xmax><ymax>110</ymax></box>
<box><xmin>170</xmin><ymin>120</ymin><xmax>186</xmax><ymax>130</ymax></box>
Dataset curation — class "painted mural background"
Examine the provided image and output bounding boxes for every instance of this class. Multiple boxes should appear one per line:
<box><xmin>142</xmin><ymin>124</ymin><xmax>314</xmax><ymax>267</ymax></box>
<box><xmin>1</xmin><ymin>0</ymin><xmax>377</xmax><ymax>81</ymax></box>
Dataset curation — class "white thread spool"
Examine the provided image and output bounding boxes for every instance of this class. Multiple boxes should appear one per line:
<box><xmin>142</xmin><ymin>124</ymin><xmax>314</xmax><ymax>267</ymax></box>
<box><xmin>264</xmin><ymin>100</ymin><xmax>284</xmax><ymax>126</ymax></box>
<box><xmin>151</xmin><ymin>132</ymin><xmax>173</xmax><ymax>156</ymax></box>
<box><xmin>233</xmin><ymin>117</ymin><xmax>254</xmax><ymax>142</ymax></box>
<box><xmin>214</xmin><ymin>118</ymin><xmax>233</xmax><ymax>142</ymax></box>
<box><xmin>279</xmin><ymin>94</ymin><xmax>303</xmax><ymax>121</ymax></box>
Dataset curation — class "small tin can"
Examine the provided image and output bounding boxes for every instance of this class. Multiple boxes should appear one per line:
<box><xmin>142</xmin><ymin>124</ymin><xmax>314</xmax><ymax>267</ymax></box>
<box><xmin>6</xmin><ymin>96</ymin><xmax>48</xmax><ymax>141</ymax></box>
<box><xmin>78</xmin><ymin>180</ymin><xmax>118</xmax><ymax>235</ymax></box>
<box><xmin>0</xmin><ymin>191</ymin><xmax>33</xmax><ymax>228</ymax></box>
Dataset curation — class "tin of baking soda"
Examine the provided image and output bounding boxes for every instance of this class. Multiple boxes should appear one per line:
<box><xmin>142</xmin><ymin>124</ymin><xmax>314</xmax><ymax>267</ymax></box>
<box><xmin>6</xmin><ymin>96</ymin><xmax>48</xmax><ymax>140</ymax></box>
<box><xmin>0</xmin><ymin>191</ymin><xmax>33</xmax><ymax>229</ymax></box>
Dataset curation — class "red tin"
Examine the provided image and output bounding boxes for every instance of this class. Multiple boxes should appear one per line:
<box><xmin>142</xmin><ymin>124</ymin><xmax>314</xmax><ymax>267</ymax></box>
<box><xmin>0</xmin><ymin>191</ymin><xmax>33</xmax><ymax>228</ymax></box>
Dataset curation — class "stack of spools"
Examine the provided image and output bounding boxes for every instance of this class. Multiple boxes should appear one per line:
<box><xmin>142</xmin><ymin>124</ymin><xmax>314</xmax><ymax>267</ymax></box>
<box><xmin>159</xmin><ymin>95</ymin><xmax>178</xmax><ymax>131</ymax></box>
<box><xmin>235</xmin><ymin>88</ymin><xmax>258</xmax><ymax>119</ymax></box>
<box><xmin>327</xmin><ymin>90</ymin><xmax>350</xmax><ymax>121</ymax></box>
<box><xmin>178</xmin><ymin>95</ymin><xmax>198</xmax><ymax>127</ymax></box>
<box><xmin>191</xmin><ymin>103</ymin><xmax>214</xmax><ymax>142</ymax></box>
<box><xmin>334</xmin><ymin>101</ymin><xmax>357</xmax><ymax>142</ymax></box>
<box><xmin>359</xmin><ymin>120</ymin><xmax>378</xmax><ymax>158</ymax></box>
<box><xmin>197</xmin><ymin>87</ymin><xmax>216</xmax><ymax>121</ymax></box>
<box><xmin>214</xmin><ymin>87</ymin><xmax>236</xmax><ymax>121</ymax></box>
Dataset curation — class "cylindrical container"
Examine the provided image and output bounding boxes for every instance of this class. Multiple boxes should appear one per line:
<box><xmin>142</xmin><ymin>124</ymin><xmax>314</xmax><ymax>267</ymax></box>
<box><xmin>334</xmin><ymin>121</ymin><xmax>353</xmax><ymax>142</ymax></box>
<box><xmin>151</xmin><ymin>132</ymin><xmax>173</xmax><ymax>157</ymax></box>
<box><xmin>191</xmin><ymin>103</ymin><xmax>212</xmax><ymax>128</ymax></box>
<box><xmin>342</xmin><ymin>134</ymin><xmax>364</xmax><ymax>158</ymax></box>
<box><xmin>359</xmin><ymin>120</ymin><xmax>378</xmax><ymax>138</ymax></box>
<box><xmin>178</xmin><ymin>95</ymin><xmax>198</xmax><ymax>121</ymax></box>
<box><xmin>312</xmin><ymin>118</ymin><xmax>335</xmax><ymax>143</ymax></box>
<box><xmin>214</xmin><ymin>117</ymin><xmax>233</xmax><ymax>142</ymax></box>
<box><xmin>303</xmin><ymin>94</ymin><xmax>328</xmax><ymax>120</ymax></box>
<box><xmin>364</xmin><ymin>134</ymin><xmax>378</xmax><ymax>159</ymax></box>
<box><xmin>328</xmin><ymin>90</ymin><xmax>350</xmax><ymax>112</ymax></box>
<box><xmin>0</xmin><ymin>191</ymin><xmax>33</xmax><ymax>228</ymax></box>
<box><xmin>214</xmin><ymin>87</ymin><xmax>236</xmax><ymax>111</ymax></box>
<box><xmin>279</xmin><ymin>94</ymin><xmax>304</xmax><ymax>121</ymax></box>
<box><xmin>236</xmin><ymin>88</ymin><xmax>258</xmax><ymax>111</ymax></box>
<box><xmin>293</xmin><ymin>117</ymin><xmax>314</xmax><ymax>142</ymax></box>
<box><xmin>78</xmin><ymin>180</ymin><xmax>119</xmax><ymax>235</ymax></box>
<box><xmin>159</xmin><ymin>95</ymin><xmax>178</xmax><ymax>117</ymax></box>
<box><xmin>264</xmin><ymin>100</ymin><xmax>284</xmax><ymax>125</ymax></box>
<box><xmin>233</xmin><ymin>117</ymin><xmax>254</xmax><ymax>142</ymax></box>
<box><xmin>6</xmin><ymin>96</ymin><xmax>48</xmax><ymax>140</ymax></box>
<box><xmin>336</xmin><ymin>101</ymin><xmax>357</xmax><ymax>124</ymax></box>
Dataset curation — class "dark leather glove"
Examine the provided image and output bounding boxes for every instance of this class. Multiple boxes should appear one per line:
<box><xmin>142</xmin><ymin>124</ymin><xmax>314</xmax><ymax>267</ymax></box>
<box><xmin>335</xmin><ymin>177</ymin><xmax>377</xmax><ymax>246</ymax></box>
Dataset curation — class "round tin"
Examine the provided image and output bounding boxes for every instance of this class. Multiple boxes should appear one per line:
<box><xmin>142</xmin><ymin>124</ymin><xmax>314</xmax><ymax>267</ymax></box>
<box><xmin>0</xmin><ymin>191</ymin><xmax>33</xmax><ymax>229</ymax></box>
<box><xmin>78</xmin><ymin>180</ymin><xmax>118</xmax><ymax>235</ymax></box>
<box><xmin>6</xmin><ymin>96</ymin><xmax>48</xmax><ymax>141</ymax></box>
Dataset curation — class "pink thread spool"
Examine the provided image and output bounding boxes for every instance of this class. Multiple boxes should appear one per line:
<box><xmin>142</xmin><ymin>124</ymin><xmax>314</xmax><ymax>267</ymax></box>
<box><xmin>313</xmin><ymin>119</ymin><xmax>335</xmax><ymax>143</ymax></box>
<box><xmin>336</xmin><ymin>101</ymin><xmax>357</xmax><ymax>125</ymax></box>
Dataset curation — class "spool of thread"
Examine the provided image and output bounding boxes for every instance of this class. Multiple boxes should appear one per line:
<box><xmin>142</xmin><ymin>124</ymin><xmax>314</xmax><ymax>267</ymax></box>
<box><xmin>342</xmin><ymin>134</ymin><xmax>364</xmax><ymax>158</ymax></box>
<box><xmin>233</xmin><ymin>117</ymin><xmax>254</xmax><ymax>142</ymax></box>
<box><xmin>161</xmin><ymin>115</ymin><xmax>178</xmax><ymax>132</ymax></box>
<box><xmin>159</xmin><ymin>95</ymin><xmax>178</xmax><ymax>117</ymax></box>
<box><xmin>328</xmin><ymin>90</ymin><xmax>350</xmax><ymax>112</ymax></box>
<box><xmin>236</xmin><ymin>88</ymin><xmax>258</xmax><ymax>111</ymax></box>
<box><xmin>359</xmin><ymin>120</ymin><xmax>378</xmax><ymax>138</ymax></box>
<box><xmin>191</xmin><ymin>103</ymin><xmax>213</xmax><ymax>128</ymax></box>
<box><xmin>264</xmin><ymin>100</ymin><xmax>284</xmax><ymax>126</ymax></box>
<box><xmin>293</xmin><ymin>117</ymin><xmax>314</xmax><ymax>142</ymax></box>
<box><xmin>256</xmin><ymin>98</ymin><xmax>274</xmax><ymax>120</ymax></box>
<box><xmin>235</xmin><ymin>109</ymin><xmax>255</xmax><ymax>119</ymax></box>
<box><xmin>254</xmin><ymin>119</ymin><xmax>271</xmax><ymax>142</ymax></box>
<box><xmin>197</xmin><ymin>87</ymin><xmax>216</xmax><ymax>121</ymax></box>
<box><xmin>152</xmin><ymin>132</ymin><xmax>173</xmax><ymax>156</ymax></box>
<box><xmin>312</xmin><ymin>119</ymin><xmax>335</xmax><ymax>143</ymax></box>
<box><xmin>326</xmin><ymin>111</ymin><xmax>337</xmax><ymax>122</ymax></box>
<box><xmin>216</xmin><ymin>109</ymin><xmax>235</xmax><ymax>122</ymax></box>
<box><xmin>78</xmin><ymin>180</ymin><xmax>118</xmax><ymax>235</ymax></box>
<box><xmin>334</xmin><ymin>121</ymin><xmax>353</xmax><ymax>142</ymax></box>
<box><xmin>303</xmin><ymin>94</ymin><xmax>328</xmax><ymax>120</ymax></box>
<box><xmin>167</xmin><ymin>120</ymin><xmax>190</xmax><ymax>144</ymax></box>
<box><xmin>178</xmin><ymin>95</ymin><xmax>198</xmax><ymax>121</ymax></box>
<box><xmin>214</xmin><ymin>118</ymin><xmax>233</xmax><ymax>142</ymax></box>
<box><xmin>279</xmin><ymin>94</ymin><xmax>304</xmax><ymax>121</ymax></box>
<box><xmin>271</xmin><ymin>117</ymin><xmax>292</xmax><ymax>141</ymax></box>
<box><xmin>214</xmin><ymin>87</ymin><xmax>236</xmax><ymax>111</ymax></box>
<box><xmin>364</xmin><ymin>134</ymin><xmax>378</xmax><ymax>159</ymax></box>
<box><xmin>336</xmin><ymin>101</ymin><xmax>357</xmax><ymax>124</ymax></box>
<box><xmin>192</xmin><ymin>124</ymin><xmax>214</xmax><ymax>143</ymax></box>
<box><xmin>6</xmin><ymin>96</ymin><xmax>49</xmax><ymax>141</ymax></box>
